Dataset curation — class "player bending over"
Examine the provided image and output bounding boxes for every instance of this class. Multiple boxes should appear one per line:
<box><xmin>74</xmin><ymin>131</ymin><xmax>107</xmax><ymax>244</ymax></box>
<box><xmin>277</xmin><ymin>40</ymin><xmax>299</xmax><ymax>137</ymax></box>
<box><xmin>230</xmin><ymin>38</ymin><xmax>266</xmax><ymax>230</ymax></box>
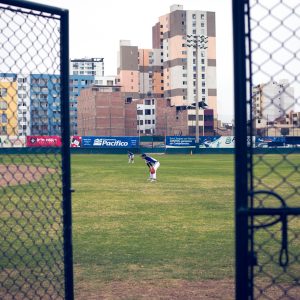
<box><xmin>141</xmin><ymin>153</ymin><xmax>160</xmax><ymax>182</ymax></box>
<box><xmin>128</xmin><ymin>151</ymin><xmax>135</xmax><ymax>163</ymax></box>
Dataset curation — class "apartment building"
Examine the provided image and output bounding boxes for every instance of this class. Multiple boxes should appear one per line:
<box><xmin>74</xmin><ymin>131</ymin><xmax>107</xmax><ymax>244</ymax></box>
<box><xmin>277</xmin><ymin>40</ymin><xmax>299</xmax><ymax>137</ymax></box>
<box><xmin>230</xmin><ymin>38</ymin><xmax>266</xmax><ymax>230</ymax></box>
<box><xmin>117</xmin><ymin>5</ymin><xmax>216</xmax><ymax>136</ymax></box>
<box><xmin>70</xmin><ymin>57</ymin><xmax>104</xmax><ymax>77</ymax></box>
<box><xmin>152</xmin><ymin>5</ymin><xmax>217</xmax><ymax>111</ymax></box>
<box><xmin>253</xmin><ymin>80</ymin><xmax>300</xmax><ymax>136</ymax></box>
<box><xmin>254</xmin><ymin>80</ymin><xmax>294</xmax><ymax>128</ymax></box>
<box><xmin>30</xmin><ymin>74</ymin><xmax>61</xmax><ymax>136</ymax></box>
<box><xmin>0</xmin><ymin>74</ymin><xmax>18</xmax><ymax>136</ymax></box>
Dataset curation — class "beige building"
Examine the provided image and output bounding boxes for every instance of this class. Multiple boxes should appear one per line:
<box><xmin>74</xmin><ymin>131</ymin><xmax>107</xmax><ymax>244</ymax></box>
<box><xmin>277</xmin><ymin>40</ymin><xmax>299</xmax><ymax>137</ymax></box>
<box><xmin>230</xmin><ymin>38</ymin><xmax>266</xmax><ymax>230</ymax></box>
<box><xmin>116</xmin><ymin>5</ymin><xmax>217</xmax><ymax>136</ymax></box>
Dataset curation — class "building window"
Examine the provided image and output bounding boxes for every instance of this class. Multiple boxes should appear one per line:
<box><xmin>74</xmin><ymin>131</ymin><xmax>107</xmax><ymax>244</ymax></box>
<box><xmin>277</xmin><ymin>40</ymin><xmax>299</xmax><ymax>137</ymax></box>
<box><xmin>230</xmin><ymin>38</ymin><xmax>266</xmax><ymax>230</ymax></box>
<box><xmin>202</xmin><ymin>89</ymin><xmax>206</xmax><ymax>94</ymax></box>
<box><xmin>1</xmin><ymin>113</ymin><xmax>7</xmax><ymax>123</ymax></box>
<box><xmin>145</xmin><ymin>99</ymin><xmax>151</xmax><ymax>105</ymax></box>
<box><xmin>0</xmin><ymin>125</ymin><xmax>7</xmax><ymax>134</ymax></box>
<box><xmin>0</xmin><ymin>101</ymin><xmax>8</xmax><ymax>110</ymax></box>
<box><xmin>0</xmin><ymin>88</ymin><xmax>7</xmax><ymax>97</ymax></box>
<box><xmin>137</xmin><ymin>110</ymin><xmax>143</xmax><ymax>115</ymax></box>
<box><xmin>145</xmin><ymin>109</ymin><xmax>151</xmax><ymax>115</ymax></box>
<box><xmin>183</xmin><ymin>81</ymin><xmax>187</xmax><ymax>85</ymax></box>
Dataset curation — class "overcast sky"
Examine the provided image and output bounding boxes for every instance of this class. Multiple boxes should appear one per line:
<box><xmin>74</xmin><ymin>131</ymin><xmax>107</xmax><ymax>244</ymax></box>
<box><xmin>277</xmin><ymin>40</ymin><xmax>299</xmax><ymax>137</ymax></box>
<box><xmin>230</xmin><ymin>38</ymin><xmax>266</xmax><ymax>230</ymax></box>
<box><xmin>27</xmin><ymin>0</ymin><xmax>234</xmax><ymax>122</ymax></box>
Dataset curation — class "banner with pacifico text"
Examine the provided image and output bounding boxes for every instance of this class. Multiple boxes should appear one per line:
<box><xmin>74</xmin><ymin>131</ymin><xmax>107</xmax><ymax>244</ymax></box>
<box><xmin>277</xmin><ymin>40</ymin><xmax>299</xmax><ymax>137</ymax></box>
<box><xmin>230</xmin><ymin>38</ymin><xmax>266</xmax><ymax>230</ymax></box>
<box><xmin>81</xmin><ymin>136</ymin><xmax>139</xmax><ymax>148</ymax></box>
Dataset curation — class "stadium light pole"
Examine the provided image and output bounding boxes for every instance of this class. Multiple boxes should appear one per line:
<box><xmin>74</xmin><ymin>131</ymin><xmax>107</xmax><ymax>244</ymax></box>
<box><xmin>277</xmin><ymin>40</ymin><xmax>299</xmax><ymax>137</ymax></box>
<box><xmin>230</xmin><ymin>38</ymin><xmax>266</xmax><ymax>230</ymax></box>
<box><xmin>186</xmin><ymin>34</ymin><xmax>208</xmax><ymax>147</ymax></box>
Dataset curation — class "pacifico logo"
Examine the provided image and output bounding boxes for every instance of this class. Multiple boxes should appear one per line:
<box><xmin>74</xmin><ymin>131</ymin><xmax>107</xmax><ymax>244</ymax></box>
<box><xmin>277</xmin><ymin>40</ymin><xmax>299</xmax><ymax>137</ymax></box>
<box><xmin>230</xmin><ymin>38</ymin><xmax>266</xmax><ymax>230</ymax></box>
<box><xmin>93</xmin><ymin>138</ymin><xmax>129</xmax><ymax>147</ymax></box>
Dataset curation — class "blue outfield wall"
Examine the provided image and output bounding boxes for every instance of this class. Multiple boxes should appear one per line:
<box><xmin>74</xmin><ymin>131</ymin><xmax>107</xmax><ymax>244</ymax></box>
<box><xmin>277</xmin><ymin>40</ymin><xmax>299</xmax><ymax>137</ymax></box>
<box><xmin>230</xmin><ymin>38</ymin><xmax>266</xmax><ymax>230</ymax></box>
<box><xmin>0</xmin><ymin>147</ymin><xmax>300</xmax><ymax>155</ymax></box>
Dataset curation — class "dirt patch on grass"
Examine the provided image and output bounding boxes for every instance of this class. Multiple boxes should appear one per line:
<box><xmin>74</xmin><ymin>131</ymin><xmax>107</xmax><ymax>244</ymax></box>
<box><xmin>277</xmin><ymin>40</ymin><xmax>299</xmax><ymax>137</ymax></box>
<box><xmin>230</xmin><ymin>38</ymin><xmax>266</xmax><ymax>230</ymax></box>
<box><xmin>75</xmin><ymin>279</ymin><xmax>235</xmax><ymax>300</ymax></box>
<box><xmin>0</xmin><ymin>164</ymin><xmax>56</xmax><ymax>187</ymax></box>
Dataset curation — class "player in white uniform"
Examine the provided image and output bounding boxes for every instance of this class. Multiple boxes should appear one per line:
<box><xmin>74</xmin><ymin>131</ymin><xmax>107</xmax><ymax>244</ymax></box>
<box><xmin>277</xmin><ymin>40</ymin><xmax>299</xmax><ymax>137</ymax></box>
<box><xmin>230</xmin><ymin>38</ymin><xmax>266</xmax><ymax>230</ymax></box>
<box><xmin>128</xmin><ymin>151</ymin><xmax>135</xmax><ymax>163</ymax></box>
<box><xmin>141</xmin><ymin>153</ymin><xmax>160</xmax><ymax>181</ymax></box>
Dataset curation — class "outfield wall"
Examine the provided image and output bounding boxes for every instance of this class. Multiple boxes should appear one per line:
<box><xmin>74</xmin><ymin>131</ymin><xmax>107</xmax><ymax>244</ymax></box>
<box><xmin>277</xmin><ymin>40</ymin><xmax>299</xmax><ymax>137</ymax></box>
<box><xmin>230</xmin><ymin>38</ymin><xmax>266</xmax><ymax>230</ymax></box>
<box><xmin>1</xmin><ymin>147</ymin><xmax>300</xmax><ymax>155</ymax></box>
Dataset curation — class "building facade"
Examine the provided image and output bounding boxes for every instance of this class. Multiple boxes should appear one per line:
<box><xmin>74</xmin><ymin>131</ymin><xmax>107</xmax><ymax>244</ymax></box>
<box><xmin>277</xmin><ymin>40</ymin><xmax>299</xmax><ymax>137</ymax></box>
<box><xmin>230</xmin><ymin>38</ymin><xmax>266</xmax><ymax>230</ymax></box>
<box><xmin>253</xmin><ymin>80</ymin><xmax>299</xmax><ymax>136</ymax></box>
<box><xmin>117</xmin><ymin>5</ymin><xmax>217</xmax><ymax>136</ymax></box>
<box><xmin>70</xmin><ymin>57</ymin><xmax>104</xmax><ymax>77</ymax></box>
<box><xmin>0</xmin><ymin>74</ymin><xmax>18</xmax><ymax>136</ymax></box>
<box><xmin>30</xmin><ymin>74</ymin><xmax>61</xmax><ymax>136</ymax></box>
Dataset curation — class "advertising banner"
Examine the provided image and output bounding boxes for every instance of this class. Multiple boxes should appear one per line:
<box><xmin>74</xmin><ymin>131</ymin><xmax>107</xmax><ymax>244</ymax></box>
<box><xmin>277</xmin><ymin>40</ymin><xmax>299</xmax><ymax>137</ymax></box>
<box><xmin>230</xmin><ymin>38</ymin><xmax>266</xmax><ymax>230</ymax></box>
<box><xmin>70</xmin><ymin>136</ymin><xmax>82</xmax><ymax>147</ymax></box>
<box><xmin>199</xmin><ymin>136</ymin><xmax>235</xmax><ymax>148</ymax></box>
<box><xmin>27</xmin><ymin>136</ymin><xmax>62</xmax><ymax>147</ymax></box>
<box><xmin>81</xmin><ymin>136</ymin><xmax>139</xmax><ymax>148</ymax></box>
<box><xmin>166</xmin><ymin>136</ymin><xmax>196</xmax><ymax>148</ymax></box>
<box><xmin>255</xmin><ymin>136</ymin><xmax>285</xmax><ymax>148</ymax></box>
<box><xmin>0</xmin><ymin>136</ymin><xmax>26</xmax><ymax>147</ymax></box>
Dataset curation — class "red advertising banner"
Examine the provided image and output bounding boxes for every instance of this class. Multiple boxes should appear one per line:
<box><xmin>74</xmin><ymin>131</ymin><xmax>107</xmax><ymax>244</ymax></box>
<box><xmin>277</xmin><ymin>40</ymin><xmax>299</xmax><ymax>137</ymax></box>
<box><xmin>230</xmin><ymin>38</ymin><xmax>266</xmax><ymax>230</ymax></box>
<box><xmin>27</xmin><ymin>136</ymin><xmax>62</xmax><ymax>147</ymax></box>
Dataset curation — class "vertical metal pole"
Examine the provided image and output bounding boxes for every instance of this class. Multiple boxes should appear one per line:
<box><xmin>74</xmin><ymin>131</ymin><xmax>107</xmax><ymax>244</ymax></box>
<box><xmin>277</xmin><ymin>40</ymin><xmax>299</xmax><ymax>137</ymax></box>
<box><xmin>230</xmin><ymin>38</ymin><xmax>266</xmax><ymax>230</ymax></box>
<box><xmin>60</xmin><ymin>9</ymin><xmax>74</xmax><ymax>300</ymax></box>
<box><xmin>232</xmin><ymin>0</ymin><xmax>249</xmax><ymax>299</ymax></box>
<box><xmin>195</xmin><ymin>43</ymin><xmax>200</xmax><ymax>146</ymax></box>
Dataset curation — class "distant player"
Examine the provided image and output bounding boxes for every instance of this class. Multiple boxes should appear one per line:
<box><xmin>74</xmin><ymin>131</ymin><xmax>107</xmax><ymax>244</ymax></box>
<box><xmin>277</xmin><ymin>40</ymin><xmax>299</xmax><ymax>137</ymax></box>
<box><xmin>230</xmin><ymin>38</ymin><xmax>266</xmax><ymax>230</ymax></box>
<box><xmin>141</xmin><ymin>153</ymin><xmax>160</xmax><ymax>182</ymax></box>
<box><xmin>128</xmin><ymin>151</ymin><xmax>134</xmax><ymax>163</ymax></box>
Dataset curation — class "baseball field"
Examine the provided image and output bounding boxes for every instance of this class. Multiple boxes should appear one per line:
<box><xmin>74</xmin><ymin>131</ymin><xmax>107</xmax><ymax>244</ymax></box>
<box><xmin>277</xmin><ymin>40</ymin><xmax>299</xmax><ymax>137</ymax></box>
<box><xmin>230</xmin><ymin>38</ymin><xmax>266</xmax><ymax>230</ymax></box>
<box><xmin>1</xmin><ymin>152</ymin><xmax>299</xmax><ymax>299</ymax></box>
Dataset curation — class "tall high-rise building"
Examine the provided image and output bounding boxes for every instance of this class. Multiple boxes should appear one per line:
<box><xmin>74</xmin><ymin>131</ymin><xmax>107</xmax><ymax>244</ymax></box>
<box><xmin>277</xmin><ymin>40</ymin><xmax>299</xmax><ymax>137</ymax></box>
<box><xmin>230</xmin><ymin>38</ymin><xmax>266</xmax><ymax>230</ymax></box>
<box><xmin>117</xmin><ymin>5</ymin><xmax>217</xmax><ymax>136</ymax></box>
<box><xmin>152</xmin><ymin>4</ymin><xmax>217</xmax><ymax>112</ymax></box>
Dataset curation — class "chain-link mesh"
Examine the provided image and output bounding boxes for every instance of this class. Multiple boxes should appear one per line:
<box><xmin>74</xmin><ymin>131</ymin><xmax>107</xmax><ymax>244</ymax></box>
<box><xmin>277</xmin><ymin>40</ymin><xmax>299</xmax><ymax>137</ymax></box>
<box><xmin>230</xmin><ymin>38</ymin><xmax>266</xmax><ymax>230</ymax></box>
<box><xmin>0</xmin><ymin>2</ymin><xmax>68</xmax><ymax>299</ymax></box>
<box><xmin>246</xmin><ymin>0</ymin><xmax>300</xmax><ymax>298</ymax></box>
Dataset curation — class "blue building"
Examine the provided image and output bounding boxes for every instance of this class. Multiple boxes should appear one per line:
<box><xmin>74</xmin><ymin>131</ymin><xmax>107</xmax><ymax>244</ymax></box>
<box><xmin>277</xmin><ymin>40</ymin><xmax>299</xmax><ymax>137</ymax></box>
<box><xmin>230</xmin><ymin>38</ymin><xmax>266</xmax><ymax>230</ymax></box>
<box><xmin>30</xmin><ymin>74</ymin><xmax>61</xmax><ymax>136</ymax></box>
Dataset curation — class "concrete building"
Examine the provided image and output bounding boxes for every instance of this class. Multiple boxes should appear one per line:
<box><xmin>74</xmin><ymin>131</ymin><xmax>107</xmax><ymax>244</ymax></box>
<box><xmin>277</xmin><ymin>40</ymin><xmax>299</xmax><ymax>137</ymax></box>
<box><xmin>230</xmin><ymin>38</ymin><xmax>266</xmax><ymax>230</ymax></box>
<box><xmin>70</xmin><ymin>57</ymin><xmax>104</xmax><ymax>77</ymax></box>
<box><xmin>0</xmin><ymin>74</ymin><xmax>18</xmax><ymax>136</ymax></box>
<box><xmin>254</xmin><ymin>80</ymin><xmax>295</xmax><ymax>135</ymax></box>
<box><xmin>117</xmin><ymin>5</ymin><xmax>217</xmax><ymax>136</ymax></box>
<box><xmin>30</xmin><ymin>74</ymin><xmax>61</xmax><ymax>136</ymax></box>
<box><xmin>152</xmin><ymin>5</ymin><xmax>217</xmax><ymax>113</ymax></box>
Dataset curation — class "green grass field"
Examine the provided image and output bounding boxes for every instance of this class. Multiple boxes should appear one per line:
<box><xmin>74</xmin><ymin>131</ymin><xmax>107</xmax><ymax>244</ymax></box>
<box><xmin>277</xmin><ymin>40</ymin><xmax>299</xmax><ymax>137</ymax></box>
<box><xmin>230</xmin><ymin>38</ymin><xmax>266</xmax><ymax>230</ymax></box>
<box><xmin>1</xmin><ymin>152</ymin><xmax>299</xmax><ymax>298</ymax></box>
<box><xmin>71</xmin><ymin>154</ymin><xmax>235</xmax><ymax>290</ymax></box>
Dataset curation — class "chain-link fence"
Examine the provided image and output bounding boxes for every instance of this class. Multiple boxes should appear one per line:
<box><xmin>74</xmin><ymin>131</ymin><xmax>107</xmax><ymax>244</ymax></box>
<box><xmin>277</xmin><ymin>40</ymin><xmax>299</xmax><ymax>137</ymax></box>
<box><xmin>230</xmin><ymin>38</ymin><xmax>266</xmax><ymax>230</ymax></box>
<box><xmin>243</xmin><ymin>0</ymin><xmax>300</xmax><ymax>299</ymax></box>
<box><xmin>0</xmin><ymin>1</ymin><xmax>72</xmax><ymax>299</ymax></box>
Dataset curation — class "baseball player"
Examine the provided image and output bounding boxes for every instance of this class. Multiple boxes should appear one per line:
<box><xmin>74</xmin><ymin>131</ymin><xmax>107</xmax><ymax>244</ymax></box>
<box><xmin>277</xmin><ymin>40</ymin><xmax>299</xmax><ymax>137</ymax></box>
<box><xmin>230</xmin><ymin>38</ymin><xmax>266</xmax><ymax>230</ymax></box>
<box><xmin>128</xmin><ymin>151</ymin><xmax>135</xmax><ymax>163</ymax></box>
<box><xmin>141</xmin><ymin>153</ymin><xmax>160</xmax><ymax>181</ymax></box>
